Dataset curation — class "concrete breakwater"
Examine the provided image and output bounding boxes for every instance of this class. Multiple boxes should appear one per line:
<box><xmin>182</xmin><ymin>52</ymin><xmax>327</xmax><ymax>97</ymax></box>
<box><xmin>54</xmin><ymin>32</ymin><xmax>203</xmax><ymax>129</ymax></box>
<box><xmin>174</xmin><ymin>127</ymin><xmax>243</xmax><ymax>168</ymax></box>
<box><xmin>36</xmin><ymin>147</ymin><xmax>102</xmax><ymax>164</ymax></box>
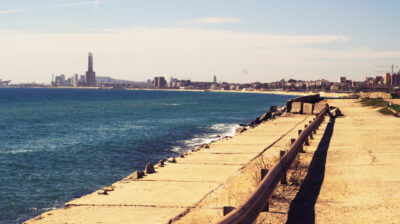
<box><xmin>25</xmin><ymin>95</ymin><xmax>322</xmax><ymax>224</ymax></box>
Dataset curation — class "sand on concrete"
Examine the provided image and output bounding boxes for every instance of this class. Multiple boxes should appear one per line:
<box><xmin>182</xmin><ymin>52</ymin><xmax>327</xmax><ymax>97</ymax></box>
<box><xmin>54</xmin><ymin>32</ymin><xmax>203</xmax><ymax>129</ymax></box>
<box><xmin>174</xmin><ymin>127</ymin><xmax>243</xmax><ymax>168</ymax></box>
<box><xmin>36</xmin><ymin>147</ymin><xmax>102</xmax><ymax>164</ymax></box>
<box><xmin>285</xmin><ymin>99</ymin><xmax>400</xmax><ymax>223</ymax></box>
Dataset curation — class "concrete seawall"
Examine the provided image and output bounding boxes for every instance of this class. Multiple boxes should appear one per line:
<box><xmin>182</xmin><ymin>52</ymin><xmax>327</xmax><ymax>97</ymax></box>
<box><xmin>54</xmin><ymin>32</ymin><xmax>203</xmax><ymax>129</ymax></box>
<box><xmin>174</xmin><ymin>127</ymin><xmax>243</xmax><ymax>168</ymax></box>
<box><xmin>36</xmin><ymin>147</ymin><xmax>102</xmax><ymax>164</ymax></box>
<box><xmin>25</xmin><ymin>97</ymin><xmax>320</xmax><ymax>223</ymax></box>
<box><xmin>29</xmin><ymin>96</ymin><xmax>383</xmax><ymax>224</ymax></box>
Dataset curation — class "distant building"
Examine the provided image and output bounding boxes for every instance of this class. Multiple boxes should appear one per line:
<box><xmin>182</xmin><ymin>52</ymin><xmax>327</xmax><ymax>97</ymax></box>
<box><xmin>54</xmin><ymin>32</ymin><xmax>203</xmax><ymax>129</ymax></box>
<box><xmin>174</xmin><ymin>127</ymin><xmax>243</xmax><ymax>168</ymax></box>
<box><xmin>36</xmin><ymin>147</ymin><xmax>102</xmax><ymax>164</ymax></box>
<box><xmin>213</xmin><ymin>75</ymin><xmax>217</xmax><ymax>83</ymax></box>
<box><xmin>146</xmin><ymin>79</ymin><xmax>153</xmax><ymax>88</ymax></box>
<box><xmin>340</xmin><ymin>76</ymin><xmax>347</xmax><ymax>84</ymax></box>
<box><xmin>170</xmin><ymin>77</ymin><xmax>178</xmax><ymax>87</ymax></box>
<box><xmin>153</xmin><ymin>77</ymin><xmax>167</xmax><ymax>88</ymax></box>
<box><xmin>393</xmin><ymin>72</ymin><xmax>400</xmax><ymax>86</ymax></box>
<box><xmin>0</xmin><ymin>79</ymin><xmax>11</xmax><ymax>86</ymax></box>
<box><xmin>85</xmin><ymin>52</ymin><xmax>96</xmax><ymax>86</ymax></box>
<box><xmin>384</xmin><ymin>73</ymin><xmax>392</xmax><ymax>86</ymax></box>
<box><xmin>373</xmin><ymin>76</ymin><xmax>384</xmax><ymax>85</ymax></box>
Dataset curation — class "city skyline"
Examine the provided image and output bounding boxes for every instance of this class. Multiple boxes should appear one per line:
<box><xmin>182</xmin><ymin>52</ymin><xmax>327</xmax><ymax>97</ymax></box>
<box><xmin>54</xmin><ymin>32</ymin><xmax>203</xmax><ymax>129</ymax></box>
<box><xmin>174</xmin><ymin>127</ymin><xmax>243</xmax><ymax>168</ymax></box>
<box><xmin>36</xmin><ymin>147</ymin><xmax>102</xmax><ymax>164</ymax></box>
<box><xmin>1</xmin><ymin>0</ymin><xmax>400</xmax><ymax>83</ymax></box>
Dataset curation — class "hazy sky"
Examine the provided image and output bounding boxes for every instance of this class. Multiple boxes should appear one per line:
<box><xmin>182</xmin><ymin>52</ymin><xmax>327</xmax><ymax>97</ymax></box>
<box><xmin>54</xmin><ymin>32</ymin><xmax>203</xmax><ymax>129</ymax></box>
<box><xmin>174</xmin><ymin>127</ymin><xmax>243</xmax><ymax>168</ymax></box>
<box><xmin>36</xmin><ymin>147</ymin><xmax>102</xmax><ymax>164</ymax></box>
<box><xmin>1</xmin><ymin>0</ymin><xmax>400</xmax><ymax>83</ymax></box>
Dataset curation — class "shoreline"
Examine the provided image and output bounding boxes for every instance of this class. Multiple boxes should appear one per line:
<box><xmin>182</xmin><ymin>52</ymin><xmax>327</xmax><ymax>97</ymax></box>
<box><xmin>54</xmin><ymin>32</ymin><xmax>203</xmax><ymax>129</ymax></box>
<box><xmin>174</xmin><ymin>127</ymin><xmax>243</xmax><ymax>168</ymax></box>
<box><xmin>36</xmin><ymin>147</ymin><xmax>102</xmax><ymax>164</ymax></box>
<box><xmin>1</xmin><ymin>86</ymin><xmax>350</xmax><ymax>98</ymax></box>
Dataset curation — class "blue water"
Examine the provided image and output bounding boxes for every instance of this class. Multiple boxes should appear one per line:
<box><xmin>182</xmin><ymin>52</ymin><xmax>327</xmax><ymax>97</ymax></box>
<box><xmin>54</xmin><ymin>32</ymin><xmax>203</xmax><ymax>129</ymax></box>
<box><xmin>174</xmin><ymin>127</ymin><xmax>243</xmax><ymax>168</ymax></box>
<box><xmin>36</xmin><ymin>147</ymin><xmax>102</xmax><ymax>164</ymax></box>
<box><xmin>0</xmin><ymin>88</ymin><xmax>294</xmax><ymax>223</ymax></box>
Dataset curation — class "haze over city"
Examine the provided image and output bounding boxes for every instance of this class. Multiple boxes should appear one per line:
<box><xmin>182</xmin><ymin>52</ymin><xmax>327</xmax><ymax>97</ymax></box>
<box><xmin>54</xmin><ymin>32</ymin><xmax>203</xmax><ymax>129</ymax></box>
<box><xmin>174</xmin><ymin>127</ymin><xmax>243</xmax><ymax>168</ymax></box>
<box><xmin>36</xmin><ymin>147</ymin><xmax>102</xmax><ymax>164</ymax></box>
<box><xmin>1</xmin><ymin>0</ymin><xmax>400</xmax><ymax>83</ymax></box>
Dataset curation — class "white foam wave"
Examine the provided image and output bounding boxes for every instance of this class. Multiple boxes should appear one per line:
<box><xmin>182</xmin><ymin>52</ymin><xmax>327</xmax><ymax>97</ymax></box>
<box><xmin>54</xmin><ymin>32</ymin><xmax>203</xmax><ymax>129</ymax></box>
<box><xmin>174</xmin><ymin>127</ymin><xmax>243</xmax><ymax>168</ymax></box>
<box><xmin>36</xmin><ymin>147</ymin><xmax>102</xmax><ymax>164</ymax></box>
<box><xmin>171</xmin><ymin>123</ymin><xmax>239</xmax><ymax>153</ymax></box>
<box><xmin>164</xmin><ymin>103</ymin><xmax>181</xmax><ymax>106</ymax></box>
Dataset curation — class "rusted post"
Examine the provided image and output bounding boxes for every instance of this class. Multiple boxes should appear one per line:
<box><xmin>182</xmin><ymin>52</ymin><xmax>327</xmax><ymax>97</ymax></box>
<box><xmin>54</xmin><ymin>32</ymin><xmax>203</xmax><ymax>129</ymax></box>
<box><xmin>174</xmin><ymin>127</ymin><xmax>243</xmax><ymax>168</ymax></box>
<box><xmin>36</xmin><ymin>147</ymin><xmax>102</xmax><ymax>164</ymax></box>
<box><xmin>290</xmin><ymin>138</ymin><xmax>296</xmax><ymax>145</ymax></box>
<box><xmin>261</xmin><ymin>168</ymin><xmax>269</xmax><ymax>212</ymax></box>
<box><xmin>304</xmin><ymin>124</ymin><xmax>308</xmax><ymax>129</ymax></box>
<box><xmin>304</xmin><ymin>137</ymin><xmax>310</xmax><ymax>146</ymax></box>
<box><xmin>223</xmin><ymin>206</ymin><xmax>236</xmax><ymax>216</ymax></box>
<box><xmin>280</xmin><ymin>150</ymin><xmax>287</xmax><ymax>184</ymax></box>
<box><xmin>309</xmin><ymin>120</ymin><xmax>312</xmax><ymax>125</ymax></box>
<box><xmin>261</xmin><ymin>169</ymin><xmax>269</xmax><ymax>181</ymax></box>
<box><xmin>298</xmin><ymin>129</ymin><xmax>302</xmax><ymax>136</ymax></box>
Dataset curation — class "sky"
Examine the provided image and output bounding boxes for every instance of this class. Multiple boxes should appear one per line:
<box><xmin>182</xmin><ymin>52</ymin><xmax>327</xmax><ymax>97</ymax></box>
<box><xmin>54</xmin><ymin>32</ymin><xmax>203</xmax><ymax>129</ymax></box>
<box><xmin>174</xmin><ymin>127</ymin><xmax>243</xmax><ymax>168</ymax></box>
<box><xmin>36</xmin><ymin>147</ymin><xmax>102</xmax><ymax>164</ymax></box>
<box><xmin>1</xmin><ymin>0</ymin><xmax>400</xmax><ymax>83</ymax></box>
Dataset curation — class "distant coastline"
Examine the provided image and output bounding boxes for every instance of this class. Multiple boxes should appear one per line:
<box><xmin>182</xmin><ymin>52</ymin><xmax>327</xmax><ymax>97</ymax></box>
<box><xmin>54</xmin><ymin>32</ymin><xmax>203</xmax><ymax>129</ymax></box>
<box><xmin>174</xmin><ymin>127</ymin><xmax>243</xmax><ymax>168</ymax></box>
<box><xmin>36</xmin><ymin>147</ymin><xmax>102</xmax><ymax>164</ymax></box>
<box><xmin>0</xmin><ymin>85</ymin><xmax>351</xmax><ymax>98</ymax></box>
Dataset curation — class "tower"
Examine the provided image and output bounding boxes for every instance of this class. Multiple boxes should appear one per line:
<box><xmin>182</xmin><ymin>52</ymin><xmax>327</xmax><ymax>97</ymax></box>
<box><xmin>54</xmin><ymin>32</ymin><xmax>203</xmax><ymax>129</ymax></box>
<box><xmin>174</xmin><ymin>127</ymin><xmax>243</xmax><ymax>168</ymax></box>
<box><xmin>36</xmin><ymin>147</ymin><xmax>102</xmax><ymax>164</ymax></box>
<box><xmin>213</xmin><ymin>75</ymin><xmax>217</xmax><ymax>83</ymax></box>
<box><xmin>85</xmin><ymin>52</ymin><xmax>96</xmax><ymax>86</ymax></box>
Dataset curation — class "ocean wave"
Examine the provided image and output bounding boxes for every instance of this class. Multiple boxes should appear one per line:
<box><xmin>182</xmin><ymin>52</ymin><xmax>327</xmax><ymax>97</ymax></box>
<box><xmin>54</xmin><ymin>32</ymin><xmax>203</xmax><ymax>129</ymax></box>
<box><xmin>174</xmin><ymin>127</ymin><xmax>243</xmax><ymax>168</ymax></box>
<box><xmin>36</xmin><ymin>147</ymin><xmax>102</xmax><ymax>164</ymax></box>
<box><xmin>164</xmin><ymin>103</ymin><xmax>181</xmax><ymax>106</ymax></box>
<box><xmin>170</xmin><ymin>123</ymin><xmax>239</xmax><ymax>153</ymax></box>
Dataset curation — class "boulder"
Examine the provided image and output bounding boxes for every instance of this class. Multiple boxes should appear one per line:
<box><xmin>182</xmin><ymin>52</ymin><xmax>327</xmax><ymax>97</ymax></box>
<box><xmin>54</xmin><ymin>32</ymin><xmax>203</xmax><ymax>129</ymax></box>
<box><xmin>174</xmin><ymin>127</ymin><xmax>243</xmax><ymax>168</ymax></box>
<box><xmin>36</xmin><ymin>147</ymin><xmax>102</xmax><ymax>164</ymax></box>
<box><xmin>127</xmin><ymin>171</ymin><xmax>144</xmax><ymax>179</ymax></box>
<box><xmin>290</xmin><ymin>102</ymin><xmax>302</xmax><ymax>113</ymax></box>
<box><xmin>158</xmin><ymin>160</ymin><xmax>165</xmax><ymax>167</ymax></box>
<box><xmin>270</xmin><ymin>106</ymin><xmax>278</xmax><ymax>112</ymax></box>
<box><xmin>303</xmin><ymin>103</ymin><xmax>313</xmax><ymax>114</ymax></box>
<box><xmin>167</xmin><ymin>157</ymin><xmax>176</xmax><ymax>163</ymax></box>
<box><xmin>102</xmin><ymin>186</ymin><xmax>114</xmax><ymax>192</ymax></box>
<box><xmin>145</xmin><ymin>162</ymin><xmax>155</xmax><ymax>174</ymax></box>
<box><xmin>259</xmin><ymin>112</ymin><xmax>271</xmax><ymax>121</ymax></box>
<box><xmin>235</xmin><ymin>127</ymin><xmax>246</xmax><ymax>134</ymax></box>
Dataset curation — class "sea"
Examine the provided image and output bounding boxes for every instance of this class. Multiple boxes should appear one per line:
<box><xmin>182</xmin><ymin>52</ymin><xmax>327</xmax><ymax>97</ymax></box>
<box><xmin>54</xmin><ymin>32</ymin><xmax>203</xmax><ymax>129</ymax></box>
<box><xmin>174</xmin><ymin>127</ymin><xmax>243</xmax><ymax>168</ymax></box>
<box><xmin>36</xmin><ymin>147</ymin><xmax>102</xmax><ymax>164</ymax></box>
<box><xmin>0</xmin><ymin>88</ymin><xmax>295</xmax><ymax>223</ymax></box>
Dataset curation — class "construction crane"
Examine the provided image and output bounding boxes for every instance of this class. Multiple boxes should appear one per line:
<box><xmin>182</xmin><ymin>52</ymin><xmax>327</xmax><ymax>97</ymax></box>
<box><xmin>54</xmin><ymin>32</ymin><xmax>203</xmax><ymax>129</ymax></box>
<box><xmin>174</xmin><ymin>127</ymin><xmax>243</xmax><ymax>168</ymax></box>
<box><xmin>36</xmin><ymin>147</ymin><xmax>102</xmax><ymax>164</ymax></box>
<box><xmin>377</xmin><ymin>64</ymin><xmax>398</xmax><ymax>74</ymax></box>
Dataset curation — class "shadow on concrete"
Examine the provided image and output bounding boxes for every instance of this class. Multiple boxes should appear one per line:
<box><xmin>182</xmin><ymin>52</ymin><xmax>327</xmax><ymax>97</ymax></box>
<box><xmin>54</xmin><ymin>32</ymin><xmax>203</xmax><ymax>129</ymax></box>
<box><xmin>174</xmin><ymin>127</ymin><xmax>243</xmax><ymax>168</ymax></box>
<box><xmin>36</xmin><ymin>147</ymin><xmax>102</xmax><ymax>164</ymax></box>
<box><xmin>286</xmin><ymin>117</ymin><xmax>336</xmax><ymax>224</ymax></box>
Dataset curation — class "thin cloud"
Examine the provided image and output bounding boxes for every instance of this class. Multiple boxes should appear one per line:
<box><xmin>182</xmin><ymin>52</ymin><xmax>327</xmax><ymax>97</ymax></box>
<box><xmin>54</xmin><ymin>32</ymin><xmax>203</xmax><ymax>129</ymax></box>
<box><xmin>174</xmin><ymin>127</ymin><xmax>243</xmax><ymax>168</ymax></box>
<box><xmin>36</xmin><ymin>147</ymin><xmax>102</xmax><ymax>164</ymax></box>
<box><xmin>1</xmin><ymin>27</ymin><xmax>378</xmax><ymax>84</ymax></box>
<box><xmin>94</xmin><ymin>0</ymin><xmax>101</xmax><ymax>12</ymax></box>
<box><xmin>175</xmin><ymin>17</ymin><xmax>242</xmax><ymax>26</ymax></box>
<box><xmin>50</xmin><ymin>0</ymin><xmax>115</xmax><ymax>8</ymax></box>
<box><xmin>0</xmin><ymin>8</ymin><xmax>24</xmax><ymax>15</ymax></box>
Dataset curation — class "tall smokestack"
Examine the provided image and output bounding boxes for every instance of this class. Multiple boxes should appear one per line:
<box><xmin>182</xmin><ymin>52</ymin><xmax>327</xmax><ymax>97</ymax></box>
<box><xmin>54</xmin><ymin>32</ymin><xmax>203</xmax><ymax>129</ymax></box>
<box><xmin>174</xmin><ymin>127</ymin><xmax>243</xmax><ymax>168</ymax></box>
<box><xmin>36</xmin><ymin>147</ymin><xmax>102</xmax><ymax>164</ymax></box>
<box><xmin>88</xmin><ymin>52</ymin><xmax>93</xmax><ymax>72</ymax></box>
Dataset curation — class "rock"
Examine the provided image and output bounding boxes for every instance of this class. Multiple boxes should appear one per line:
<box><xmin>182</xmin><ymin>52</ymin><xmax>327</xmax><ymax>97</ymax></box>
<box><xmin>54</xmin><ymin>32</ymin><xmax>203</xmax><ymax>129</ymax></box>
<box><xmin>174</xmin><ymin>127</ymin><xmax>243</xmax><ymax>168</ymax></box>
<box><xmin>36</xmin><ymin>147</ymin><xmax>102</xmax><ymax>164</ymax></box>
<box><xmin>303</xmin><ymin>103</ymin><xmax>313</xmax><ymax>114</ymax></box>
<box><xmin>97</xmin><ymin>190</ymin><xmax>108</xmax><ymax>195</ymax></box>
<box><xmin>270</xmin><ymin>106</ymin><xmax>278</xmax><ymax>112</ymax></box>
<box><xmin>145</xmin><ymin>162</ymin><xmax>155</xmax><ymax>174</ymax></box>
<box><xmin>179</xmin><ymin>153</ymin><xmax>185</xmax><ymax>158</ymax></box>
<box><xmin>236</xmin><ymin>126</ymin><xmax>246</xmax><ymax>134</ymax></box>
<box><xmin>127</xmin><ymin>171</ymin><xmax>144</xmax><ymax>179</ymax></box>
<box><xmin>184</xmin><ymin>152</ymin><xmax>188</xmax><ymax>156</ymax></box>
<box><xmin>158</xmin><ymin>160</ymin><xmax>165</xmax><ymax>167</ymax></box>
<box><xmin>204</xmin><ymin>144</ymin><xmax>210</xmax><ymax>149</ymax></box>
<box><xmin>259</xmin><ymin>112</ymin><xmax>271</xmax><ymax>122</ymax></box>
<box><xmin>167</xmin><ymin>157</ymin><xmax>176</xmax><ymax>163</ymax></box>
<box><xmin>290</xmin><ymin>102</ymin><xmax>302</xmax><ymax>113</ymax></box>
<box><xmin>102</xmin><ymin>186</ymin><xmax>114</xmax><ymax>192</ymax></box>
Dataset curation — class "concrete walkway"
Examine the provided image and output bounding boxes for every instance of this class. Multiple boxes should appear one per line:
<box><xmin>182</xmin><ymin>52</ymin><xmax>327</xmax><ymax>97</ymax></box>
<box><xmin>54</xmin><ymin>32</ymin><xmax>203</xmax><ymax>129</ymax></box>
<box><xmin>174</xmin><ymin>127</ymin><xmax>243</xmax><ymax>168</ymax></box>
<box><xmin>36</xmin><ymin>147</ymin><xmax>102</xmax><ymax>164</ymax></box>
<box><xmin>26</xmin><ymin>114</ymin><xmax>314</xmax><ymax>224</ymax></box>
<box><xmin>287</xmin><ymin>99</ymin><xmax>400</xmax><ymax>223</ymax></box>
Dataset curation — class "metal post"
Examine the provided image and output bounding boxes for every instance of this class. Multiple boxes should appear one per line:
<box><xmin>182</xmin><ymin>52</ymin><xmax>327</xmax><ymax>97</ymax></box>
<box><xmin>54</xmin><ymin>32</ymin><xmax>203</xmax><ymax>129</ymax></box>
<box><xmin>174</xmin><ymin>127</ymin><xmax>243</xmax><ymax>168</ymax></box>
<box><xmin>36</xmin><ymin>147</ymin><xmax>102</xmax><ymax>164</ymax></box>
<box><xmin>305</xmin><ymin>137</ymin><xmax>310</xmax><ymax>146</ymax></box>
<box><xmin>223</xmin><ymin>206</ymin><xmax>236</xmax><ymax>216</ymax></box>
<box><xmin>261</xmin><ymin>169</ymin><xmax>269</xmax><ymax>180</ymax></box>
<box><xmin>261</xmin><ymin>168</ymin><xmax>269</xmax><ymax>212</ymax></box>
<box><xmin>298</xmin><ymin>129</ymin><xmax>302</xmax><ymax>136</ymax></box>
<box><xmin>280</xmin><ymin>151</ymin><xmax>287</xmax><ymax>184</ymax></box>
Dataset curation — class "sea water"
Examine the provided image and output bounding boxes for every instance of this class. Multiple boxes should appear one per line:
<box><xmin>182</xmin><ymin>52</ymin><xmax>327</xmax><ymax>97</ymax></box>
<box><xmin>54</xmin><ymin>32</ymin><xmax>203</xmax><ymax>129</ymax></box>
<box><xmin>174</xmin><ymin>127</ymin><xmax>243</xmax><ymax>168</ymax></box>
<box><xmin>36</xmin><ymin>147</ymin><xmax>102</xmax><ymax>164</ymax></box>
<box><xmin>0</xmin><ymin>88</ymin><xmax>294</xmax><ymax>223</ymax></box>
